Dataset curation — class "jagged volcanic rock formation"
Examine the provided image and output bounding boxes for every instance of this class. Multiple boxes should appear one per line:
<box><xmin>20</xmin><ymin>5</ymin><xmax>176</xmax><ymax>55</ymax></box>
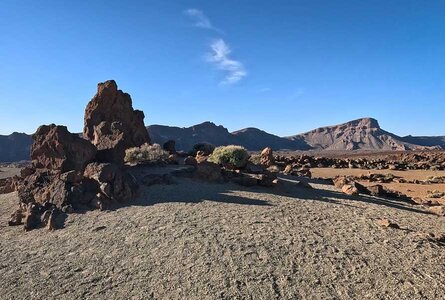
<box><xmin>31</xmin><ymin>124</ymin><xmax>96</xmax><ymax>173</ymax></box>
<box><xmin>84</xmin><ymin>80</ymin><xmax>151</xmax><ymax>164</ymax></box>
<box><xmin>8</xmin><ymin>80</ymin><xmax>147</xmax><ymax>230</ymax></box>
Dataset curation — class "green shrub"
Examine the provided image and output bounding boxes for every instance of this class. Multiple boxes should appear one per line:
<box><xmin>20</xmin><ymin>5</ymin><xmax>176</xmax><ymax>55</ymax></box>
<box><xmin>249</xmin><ymin>154</ymin><xmax>262</xmax><ymax>165</ymax></box>
<box><xmin>208</xmin><ymin>145</ymin><xmax>249</xmax><ymax>169</ymax></box>
<box><xmin>192</xmin><ymin>142</ymin><xmax>216</xmax><ymax>156</ymax></box>
<box><xmin>124</xmin><ymin>143</ymin><xmax>169</xmax><ymax>164</ymax></box>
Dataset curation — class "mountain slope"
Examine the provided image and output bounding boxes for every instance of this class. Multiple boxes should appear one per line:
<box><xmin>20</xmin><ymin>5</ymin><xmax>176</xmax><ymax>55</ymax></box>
<box><xmin>148</xmin><ymin>122</ymin><xmax>235</xmax><ymax>151</ymax></box>
<box><xmin>148</xmin><ymin>122</ymin><xmax>312</xmax><ymax>152</ymax></box>
<box><xmin>1</xmin><ymin>118</ymin><xmax>444</xmax><ymax>163</ymax></box>
<box><xmin>232</xmin><ymin>128</ymin><xmax>311</xmax><ymax>151</ymax></box>
<box><xmin>401</xmin><ymin>135</ymin><xmax>445</xmax><ymax>148</ymax></box>
<box><xmin>0</xmin><ymin>132</ymin><xmax>33</xmax><ymax>163</ymax></box>
<box><xmin>289</xmin><ymin>118</ymin><xmax>435</xmax><ymax>151</ymax></box>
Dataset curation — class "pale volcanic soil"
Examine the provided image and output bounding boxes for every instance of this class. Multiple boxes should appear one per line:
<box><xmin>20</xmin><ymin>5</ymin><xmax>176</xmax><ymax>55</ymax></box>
<box><xmin>0</xmin><ymin>167</ymin><xmax>20</xmax><ymax>179</ymax></box>
<box><xmin>312</xmin><ymin>168</ymin><xmax>445</xmax><ymax>202</ymax></box>
<box><xmin>1</xmin><ymin>176</ymin><xmax>445</xmax><ymax>299</ymax></box>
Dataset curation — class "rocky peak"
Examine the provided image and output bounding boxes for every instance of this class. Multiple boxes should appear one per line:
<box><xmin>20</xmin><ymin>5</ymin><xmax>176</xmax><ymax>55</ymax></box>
<box><xmin>191</xmin><ymin>122</ymin><xmax>231</xmax><ymax>135</ymax></box>
<box><xmin>83</xmin><ymin>80</ymin><xmax>151</xmax><ymax>164</ymax></box>
<box><xmin>345</xmin><ymin>118</ymin><xmax>380</xmax><ymax>130</ymax></box>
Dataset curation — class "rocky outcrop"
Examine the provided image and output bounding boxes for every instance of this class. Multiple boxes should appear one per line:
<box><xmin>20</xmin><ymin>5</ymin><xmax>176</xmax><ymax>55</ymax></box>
<box><xmin>84</xmin><ymin>162</ymin><xmax>137</xmax><ymax>205</ymax></box>
<box><xmin>260</xmin><ymin>147</ymin><xmax>275</xmax><ymax>167</ymax></box>
<box><xmin>84</xmin><ymin>80</ymin><xmax>150</xmax><ymax>164</ymax></box>
<box><xmin>8</xmin><ymin>80</ymin><xmax>145</xmax><ymax>231</ymax></box>
<box><xmin>31</xmin><ymin>124</ymin><xmax>96</xmax><ymax>173</ymax></box>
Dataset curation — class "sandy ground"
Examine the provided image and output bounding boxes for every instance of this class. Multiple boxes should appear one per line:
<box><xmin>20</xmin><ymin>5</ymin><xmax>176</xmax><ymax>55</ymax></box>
<box><xmin>0</xmin><ymin>167</ymin><xmax>20</xmax><ymax>179</ymax></box>
<box><xmin>312</xmin><ymin>168</ymin><xmax>445</xmax><ymax>201</ymax></box>
<box><xmin>1</xmin><ymin>175</ymin><xmax>445</xmax><ymax>299</ymax></box>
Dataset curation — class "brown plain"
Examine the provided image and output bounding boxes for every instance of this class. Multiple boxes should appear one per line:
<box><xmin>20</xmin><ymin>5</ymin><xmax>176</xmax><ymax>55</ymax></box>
<box><xmin>312</xmin><ymin>168</ymin><xmax>445</xmax><ymax>201</ymax></box>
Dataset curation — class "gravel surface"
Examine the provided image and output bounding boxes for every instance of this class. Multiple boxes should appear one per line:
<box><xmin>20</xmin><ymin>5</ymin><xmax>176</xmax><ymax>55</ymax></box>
<box><xmin>0</xmin><ymin>167</ymin><xmax>20</xmax><ymax>179</ymax></box>
<box><xmin>1</xmin><ymin>177</ymin><xmax>445</xmax><ymax>299</ymax></box>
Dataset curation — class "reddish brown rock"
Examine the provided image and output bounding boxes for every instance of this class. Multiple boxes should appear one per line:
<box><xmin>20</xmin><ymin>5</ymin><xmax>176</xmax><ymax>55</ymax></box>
<box><xmin>0</xmin><ymin>176</ymin><xmax>19</xmax><ymax>194</ymax></box>
<box><xmin>333</xmin><ymin>176</ymin><xmax>351</xmax><ymax>189</ymax></box>
<box><xmin>195</xmin><ymin>151</ymin><xmax>208</xmax><ymax>164</ymax></box>
<box><xmin>84</xmin><ymin>162</ymin><xmax>138</xmax><ymax>203</ymax></box>
<box><xmin>367</xmin><ymin>185</ymin><xmax>387</xmax><ymax>197</ymax></box>
<box><xmin>260</xmin><ymin>147</ymin><xmax>275</xmax><ymax>167</ymax></box>
<box><xmin>83</xmin><ymin>80</ymin><xmax>150</xmax><ymax>164</ymax></box>
<box><xmin>342</xmin><ymin>184</ymin><xmax>359</xmax><ymax>196</ymax></box>
<box><xmin>429</xmin><ymin>206</ymin><xmax>445</xmax><ymax>217</ymax></box>
<box><xmin>17</xmin><ymin>172</ymin><xmax>97</xmax><ymax>209</ymax></box>
<box><xmin>20</xmin><ymin>167</ymin><xmax>35</xmax><ymax>178</ymax></box>
<box><xmin>31</xmin><ymin>124</ymin><xmax>96</xmax><ymax>173</ymax></box>
<box><xmin>283</xmin><ymin>164</ymin><xmax>293</xmax><ymax>174</ymax></box>
<box><xmin>376</xmin><ymin>218</ymin><xmax>400</xmax><ymax>229</ymax></box>
<box><xmin>8</xmin><ymin>208</ymin><xmax>24</xmax><ymax>226</ymax></box>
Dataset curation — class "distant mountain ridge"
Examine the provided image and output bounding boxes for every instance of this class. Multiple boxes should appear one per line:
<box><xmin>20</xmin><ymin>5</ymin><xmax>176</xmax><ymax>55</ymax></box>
<box><xmin>1</xmin><ymin>118</ymin><xmax>444</xmax><ymax>162</ymax></box>
<box><xmin>288</xmin><ymin>118</ymin><xmax>435</xmax><ymax>151</ymax></box>
<box><xmin>0</xmin><ymin>132</ymin><xmax>33</xmax><ymax>163</ymax></box>
<box><xmin>149</xmin><ymin>118</ymin><xmax>442</xmax><ymax>152</ymax></box>
<box><xmin>148</xmin><ymin>122</ymin><xmax>312</xmax><ymax>152</ymax></box>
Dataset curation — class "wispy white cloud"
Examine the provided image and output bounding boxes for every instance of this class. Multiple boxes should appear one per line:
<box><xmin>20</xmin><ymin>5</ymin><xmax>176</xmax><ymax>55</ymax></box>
<box><xmin>183</xmin><ymin>8</ymin><xmax>222</xmax><ymax>33</ymax></box>
<box><xmin>258</xmin><ymin>87</ymin><xmax>272</xmax><ymax>93</ymax></box>
<box><xmin>207</xmin><ymin>39</ymin><xmax>247</xmax><ymax>85</ymax></box>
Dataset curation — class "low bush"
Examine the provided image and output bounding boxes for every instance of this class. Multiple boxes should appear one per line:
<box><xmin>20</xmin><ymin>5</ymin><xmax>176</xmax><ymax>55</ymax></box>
<box><xmin>249</xmin><ymin>154</ymin><xmax>262</xmax><ymax>165</ymax></box>
<box><xmin>124</xmin><ymin>143</ymin><xmax>169</xmax><ymax>164</ymax></box>
<box><xmin>208</xmin><ymin>145</ymin><xmax>249</xmax><ymax>169</ymax></box>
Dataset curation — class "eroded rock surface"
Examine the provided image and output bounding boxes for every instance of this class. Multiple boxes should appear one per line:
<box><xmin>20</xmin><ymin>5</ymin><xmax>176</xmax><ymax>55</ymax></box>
<box><xmin>31</xmin><ymin>124</ymin><xmax>96</xmax><ymax>173</ymax></box>
<box><xmin>83</xmin><ymin>80</ymin><xmax>150</xmax><ymax>164</ymax></box>
<box><xmin>8</xmin><ymin>80</ymin><xmax>146</xmax><ymax>231</ymax></box>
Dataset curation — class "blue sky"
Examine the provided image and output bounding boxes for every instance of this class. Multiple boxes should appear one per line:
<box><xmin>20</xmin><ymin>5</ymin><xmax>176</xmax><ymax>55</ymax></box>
<box><xmin>1</xmin><ymin>0</ymin><xmax>444</xmax><ymax>137</ymax></box>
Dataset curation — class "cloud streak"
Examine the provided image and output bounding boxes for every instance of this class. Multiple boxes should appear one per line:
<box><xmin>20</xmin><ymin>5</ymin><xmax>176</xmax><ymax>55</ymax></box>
<box><xmin>183</xmin><ymin>9</ymin><xmax>222</xmax><ymax>33</ymax></box>
<box><xmin>207</xmin><ymin>39</ymin><xmax>247</xmax><ymax>85</ymax></box>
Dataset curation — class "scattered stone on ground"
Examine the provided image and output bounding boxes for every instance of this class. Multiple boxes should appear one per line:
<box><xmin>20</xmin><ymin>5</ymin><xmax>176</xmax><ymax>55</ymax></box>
<box><xmin>260</xmin><ymin>147</ymin><xmax>275</xmax><ymax>167</ymax></box>
<box><xmin>376</xmin><ymin>218</ymin><xmax>401</xmax><ymax>229</ymax></box>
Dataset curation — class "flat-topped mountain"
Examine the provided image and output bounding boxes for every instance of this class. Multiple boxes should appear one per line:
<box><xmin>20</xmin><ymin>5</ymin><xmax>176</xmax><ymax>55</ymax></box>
<box><xmin>1</xmin><ymin>118</ymin><xmax>444</xmax><ymax>162</ymax></box>
<box><xmin>289</xmin><ymin>118</ymin><xmax>435</xmax><ymax>151</ymax></box>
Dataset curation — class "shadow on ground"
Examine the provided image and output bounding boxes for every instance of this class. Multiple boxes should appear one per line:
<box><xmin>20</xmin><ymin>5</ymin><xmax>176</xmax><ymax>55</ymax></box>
<box><xmin>110</xmin><ymin>173</ymin><xmax>432</xmax><ymax>216</ymax></box>
<box><xmin>277</xmin><ymin>174</ymin><xmax>431</xmax><ymax>215</ymax></box>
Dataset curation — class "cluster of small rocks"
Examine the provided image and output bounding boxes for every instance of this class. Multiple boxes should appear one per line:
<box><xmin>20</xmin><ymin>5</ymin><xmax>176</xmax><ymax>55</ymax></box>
<box><xmin>274</xmin><ymin>152</ymin><xmax>445</xmax><ymax>171</ymax></box>
<box><xmin>173</xmin><ymin>147</ymin><xmax>278</xmax><ymax>187</ymax></box>
<box><xmin>332</xmin><ymin>175</ymin><xmax>413</xmax><ymax>201</ymax></box>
